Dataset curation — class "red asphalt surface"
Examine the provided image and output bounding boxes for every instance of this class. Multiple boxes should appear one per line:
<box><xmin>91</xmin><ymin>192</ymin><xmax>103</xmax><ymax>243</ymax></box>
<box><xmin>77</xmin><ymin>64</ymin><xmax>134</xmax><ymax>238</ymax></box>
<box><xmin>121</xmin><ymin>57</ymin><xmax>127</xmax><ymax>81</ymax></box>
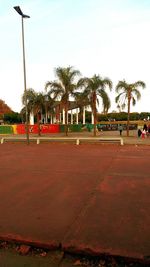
<box><xmin>0</xmin><ymin>143</ymin><xmax>150</xmax><ymax>261</ymax></box>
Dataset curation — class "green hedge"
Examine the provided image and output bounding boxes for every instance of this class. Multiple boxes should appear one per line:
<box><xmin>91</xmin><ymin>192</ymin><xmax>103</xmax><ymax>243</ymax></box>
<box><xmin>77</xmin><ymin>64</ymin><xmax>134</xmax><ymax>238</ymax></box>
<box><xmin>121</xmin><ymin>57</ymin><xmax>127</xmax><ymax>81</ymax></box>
<box><xmin>60</xmin><ymin>125</ymin><xmax>65</xmax><ymax>132</ymax></box>
<box><xmin>0</xmin><ymin>125</ymin><xmax>13</xmax><ymax>134</ymax></box>
<box><xmin>69</xmin><ymin>124</ymin><xmax>82</xmax><ymax>132</ymax></box>
<box><xmin>97</xmin><ymin>112</ymin><xmax>150</xmax><ymax>122</ymax></box>
<box><xmin>85</xmin><ymin>124</ymin><xmax>94</xmax><ymax>132</ymax></box>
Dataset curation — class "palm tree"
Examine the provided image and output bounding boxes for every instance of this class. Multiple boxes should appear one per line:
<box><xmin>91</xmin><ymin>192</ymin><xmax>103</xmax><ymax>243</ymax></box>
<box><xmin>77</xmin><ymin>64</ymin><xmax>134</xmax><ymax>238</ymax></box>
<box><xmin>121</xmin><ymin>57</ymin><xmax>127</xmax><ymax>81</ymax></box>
<box><xmin>22</xmin><ymin>89</ymin><xmax>45</xmax><ymax>136</ymax></box>
<box><xmin>20</xmin><ymin>106</ymin><xmax>26</xmax><ymax>123</ymax></box>
<box><xmin>81</xmin><ymin>74</ymin><xmax>112</xmax><ymax>136</ymax></box>
<box><xmin>74</xmin><ymin>91</ymin><xmax>90</xmax><ymax>123</ymax></box>
<box><xmin>115</xmin><ymin>80</ymin><xmax>146</xmax><ymax>136</ymax></box>
<box><xmin>45</xmin><ymin>66</ymin><xmax>81</xmax><ymax>136</ymax></box>
<box><xmin>102</xmin><ymin>95</ymin><xmax>111</xmax><ymax>114</ymax></box>
<box><xmin>44</xmin><ymin>92</ymin><xmax>55</xmax><ymax>123</ymax></box>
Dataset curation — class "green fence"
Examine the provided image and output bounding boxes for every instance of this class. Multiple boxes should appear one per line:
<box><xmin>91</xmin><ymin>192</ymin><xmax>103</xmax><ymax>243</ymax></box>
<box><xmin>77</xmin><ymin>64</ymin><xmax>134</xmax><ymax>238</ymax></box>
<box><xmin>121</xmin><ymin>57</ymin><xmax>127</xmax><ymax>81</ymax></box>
<box><xmin>0</xmin><ymin>125</ymin><xmax>13</xmax><ymax>134</ymax></box>
<box><xmin>60</xmin><ymin>124</ymin><xmax>94</xmax><ymax>132</ymax></box>
<box><xmin>60</xmin><ymin>124</ymin><xmax>82</xmax><ymax>132</ymax></box>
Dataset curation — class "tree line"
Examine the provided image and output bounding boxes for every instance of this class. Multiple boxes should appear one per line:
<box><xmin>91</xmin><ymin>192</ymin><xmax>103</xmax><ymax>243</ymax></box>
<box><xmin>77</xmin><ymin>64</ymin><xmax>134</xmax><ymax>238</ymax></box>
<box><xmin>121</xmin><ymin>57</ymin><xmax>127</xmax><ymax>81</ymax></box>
<box><xmin>3</xmin><ymin>111</ymin><xmax>150</xmax><ymax>125</ymax></box>
<box><xmin>3</xmin><ymin>66</ymin><xmax>146</xmax><ymax>136</ymax></box>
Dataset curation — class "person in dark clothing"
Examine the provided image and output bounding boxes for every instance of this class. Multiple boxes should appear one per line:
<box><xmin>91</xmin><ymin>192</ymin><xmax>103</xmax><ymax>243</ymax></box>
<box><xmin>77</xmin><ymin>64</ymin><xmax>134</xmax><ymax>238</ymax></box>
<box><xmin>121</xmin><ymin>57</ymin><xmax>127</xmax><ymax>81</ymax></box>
<box><xmin>118</xmin><ymin>124</ymin><xmax>123</xmax><ymax>136</ymax></box>
<box><xmin>143</xmin><ymin>124</ymin><xmax>148</xmax><ymax>131</ymax></box>
<box><xmin>138</xmin><ymin>129</ymin><xmax>142</xmax><ymax>138</ymax></box>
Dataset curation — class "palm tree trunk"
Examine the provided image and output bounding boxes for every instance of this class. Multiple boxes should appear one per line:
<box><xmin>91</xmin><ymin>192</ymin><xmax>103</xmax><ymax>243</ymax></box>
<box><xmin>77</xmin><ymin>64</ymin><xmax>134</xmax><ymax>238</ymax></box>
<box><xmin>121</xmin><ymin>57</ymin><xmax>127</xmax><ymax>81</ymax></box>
<box><xmin>65</xmin><ymin>103</ymin><xmax>68</xmax><ymax>136</ymax></box>
<box><xmin>93</xmin><ymin>92</ymin><xmax>97</xmax><ymax>137</ymax></box>
<box><xmin>37</xmin><ymin>113</ymin><xmax>41</xmax><ymax>136</ymax></box>
<box><xmin>83</xmin><ymin>106</ymin><xmax>85</xmax><ymax>124</ymax></box>
<box><xmin>127</xmin><ymin>91</ymin><xmax>131</xmax><ymax>137</ymax></box>
<box><xmin>45</xmin><ymin>104</ymin><xmax>48</xmax><ymax>124</ymax></box>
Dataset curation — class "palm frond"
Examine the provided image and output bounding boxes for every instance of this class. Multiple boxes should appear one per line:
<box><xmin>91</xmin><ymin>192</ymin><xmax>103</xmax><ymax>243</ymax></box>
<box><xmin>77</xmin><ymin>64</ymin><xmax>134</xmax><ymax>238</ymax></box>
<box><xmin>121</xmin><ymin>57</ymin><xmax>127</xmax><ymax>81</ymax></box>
<box><xmin>102</xmin><ymin>77</ymin><xmax>113</xmax><ymax>91</ymax></box>
<box><xmin>115</xmin><ymin>92</ymin><xmax>124</xmax><ymax>103</ymax></box>
<box><xmin>77</xmin><ymin>77</ymin><xmax>88</xmax><ymax>89</ymax></box>
<box><xmin>115</xmin><ymin>80</ymin><xmax>128</xmax><ymax>93</ymax></box>
<box><xmin>132</xmin><ymin>96</ymin><xmax>136</xmax><ymax>106</ymax></box>
<box><xmin>134</xmin><ymin>80</ymin><xmax>146</xmax><ymax>89</ymax></box>
<box><xmin>121</xmin><ymin>103</ymin><xmax>126</xmax><ymax>110</ymax></box>
<box><xmin>132</xmin><ymin>88</ymin><xmax>141</xmax><ymax>100</ymax></box>
<box><xmin>98</xmin><ymin>89</ymin><xmax>111</xmax><ymax>113</ymax></box>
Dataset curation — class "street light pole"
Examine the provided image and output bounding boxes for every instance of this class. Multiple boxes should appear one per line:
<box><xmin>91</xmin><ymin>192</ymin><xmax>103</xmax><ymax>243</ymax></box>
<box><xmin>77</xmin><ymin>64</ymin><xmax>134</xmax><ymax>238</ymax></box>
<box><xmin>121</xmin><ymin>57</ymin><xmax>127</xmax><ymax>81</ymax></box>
<box><xmin>14</xmin><ymin>6</ymin><xmax>30</xmax><ymax>144</ymax></box>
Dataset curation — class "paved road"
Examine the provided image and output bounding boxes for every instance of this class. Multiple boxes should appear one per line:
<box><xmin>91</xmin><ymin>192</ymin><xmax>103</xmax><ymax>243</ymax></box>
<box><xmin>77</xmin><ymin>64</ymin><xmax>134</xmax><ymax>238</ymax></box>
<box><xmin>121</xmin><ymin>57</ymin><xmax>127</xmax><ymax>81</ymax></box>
<box><xmin>0</xmin><ymin>143</ymin><xmax>150</xmax><ymax>262</ymax></box>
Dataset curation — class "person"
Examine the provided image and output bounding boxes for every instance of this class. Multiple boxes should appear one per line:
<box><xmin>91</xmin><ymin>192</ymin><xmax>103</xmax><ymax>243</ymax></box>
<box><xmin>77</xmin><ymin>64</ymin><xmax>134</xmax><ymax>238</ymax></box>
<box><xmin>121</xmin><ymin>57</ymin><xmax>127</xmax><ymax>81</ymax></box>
<box><xmin>138</xmin><ymin>128</ymin><xmax>142</xmax><ymax>138</ymax></box>
<box><xmin>118</xmin><ymin>124</ymin><xmax>123</xmax><ymax>136</ymax></box>
<box><xmin>148</xmin><ymin>124</ymin><xmax>150</xmax><ymax>136</ymax></box>
<box><xmin>143</xmin><ymin>124</ymin><xmax>148</xmax><ymax>131</ymax></box>
<box><xmin>141</xmin><ymin>129</ymin><xmax>146</xmax><ymax>139</ymax></box>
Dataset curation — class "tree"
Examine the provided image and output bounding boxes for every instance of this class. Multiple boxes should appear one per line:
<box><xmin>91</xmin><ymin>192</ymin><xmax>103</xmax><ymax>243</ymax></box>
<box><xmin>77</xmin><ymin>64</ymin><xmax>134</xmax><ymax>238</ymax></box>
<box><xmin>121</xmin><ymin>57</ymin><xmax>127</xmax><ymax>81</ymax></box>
<box><xmin>44</xmin><ymin>92</ymin><xmax>55</xmax><ymax>123</ymax></box>
<box><xmin>74</xmin><ymin>91</ymin><xmax>90</xmax><ymax>123</ymax></box>
<box><xmin>81</xmin><ymin>74</ymin><xmax>112</xmax><ymax>136</ymax></box>
<box><xmin>3</xmin><ymin>113</ymin><xmax>22</xmax><ymax>124</ymax></box>
<box><xmin>45</xmin><ymin>66</ymin><xmax>81</xmax><ymax>136</ymax></box>
<box><xmin>102</xmin><ymin>96</ymin><xmax>111</xmax><ymax>114</ymax></box>
<box><xmin>115</xmin><ymin>80</ymin><xmax>146</xmax><ymax>136</ymax></box>
<box><xmin>22</xmin><ymin>89</ymin><xmax>45</xmax><ymax>136</ymax></box>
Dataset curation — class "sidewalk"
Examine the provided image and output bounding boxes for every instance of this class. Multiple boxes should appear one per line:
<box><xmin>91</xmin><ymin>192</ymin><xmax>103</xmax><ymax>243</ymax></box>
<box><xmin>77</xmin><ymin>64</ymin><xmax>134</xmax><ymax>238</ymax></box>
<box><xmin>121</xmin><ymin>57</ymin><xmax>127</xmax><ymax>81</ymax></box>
<box><xmin>0</xmin><ymin>143</ymin><xmax>150</xmax><ymax>264</ymax></box>
<box><xmin>1</xmin><ymin>130</ymin><xmax>150</xmax><ymax>145</ymax></box>
<box><xmin>65</xmin><ymin>130</ymin><xmax>150</xmax><ymax>145</ymax></box>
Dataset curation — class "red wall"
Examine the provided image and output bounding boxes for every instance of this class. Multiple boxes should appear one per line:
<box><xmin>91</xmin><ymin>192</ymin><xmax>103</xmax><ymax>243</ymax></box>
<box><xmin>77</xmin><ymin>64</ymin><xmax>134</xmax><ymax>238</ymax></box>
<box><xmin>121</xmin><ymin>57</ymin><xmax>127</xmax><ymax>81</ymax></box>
<box><xmin>16</xmin><ymin>124</ymin><xmax>60</xmax><ymax>134</ymax></box>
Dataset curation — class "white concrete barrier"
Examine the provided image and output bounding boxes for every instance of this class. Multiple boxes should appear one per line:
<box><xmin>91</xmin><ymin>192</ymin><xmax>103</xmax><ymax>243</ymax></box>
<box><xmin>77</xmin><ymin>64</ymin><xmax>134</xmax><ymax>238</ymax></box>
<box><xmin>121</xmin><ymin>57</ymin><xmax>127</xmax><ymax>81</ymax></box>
<box><xmin>0</xmin><ymin>136</ymin><xmax>124</xmax><ymax>145</ymax></box>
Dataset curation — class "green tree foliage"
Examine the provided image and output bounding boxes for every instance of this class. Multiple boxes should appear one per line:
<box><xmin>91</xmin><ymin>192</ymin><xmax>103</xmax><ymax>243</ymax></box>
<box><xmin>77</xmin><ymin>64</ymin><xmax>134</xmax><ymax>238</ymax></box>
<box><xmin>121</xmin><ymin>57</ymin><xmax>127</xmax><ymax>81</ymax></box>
<box><xmin>97</xmin><ymin>112</ymin><xmax>150</xmax><ymax>122</ymax></box>
<box><xmin>3</xmin><ymin>113</ymin><xmax>22</xmax><ymax>124</ymax></box>
<box><xmin>140</xmin><ymin>112</ymin><xmax>150</xmax><ymax>120</ymax></box>
<box><xmin>129</xmin><ymin>112</ymin><xmax>140</xmax><ymax>121</ymax></box>
<box><xmin>22</xmin><ymin>89</ymin><xmax>46</xmax><ymax>136</ymax></box>
<box><xmin>115</xmin><ymin>80</ymin><xmax>146</xmax><ymax>136</ymax></box>
<box><xmin>45</xmin><ymin>66</ymin><xmax>81</xmax><ymax>136</ymax></box>
<box><xmin>81</xmin><ymin>74</ymin><xmax>112</xmax><ymax>136</ymax></box>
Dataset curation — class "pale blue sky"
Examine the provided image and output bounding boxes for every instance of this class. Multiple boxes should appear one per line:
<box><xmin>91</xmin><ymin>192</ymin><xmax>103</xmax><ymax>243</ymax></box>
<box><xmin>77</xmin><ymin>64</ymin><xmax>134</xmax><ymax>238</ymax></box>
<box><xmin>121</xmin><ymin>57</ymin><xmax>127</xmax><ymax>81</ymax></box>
<box><xmin>0</xmin><ymin>0</ymin><xmax>150</xmax><ymax>112</ymax></box>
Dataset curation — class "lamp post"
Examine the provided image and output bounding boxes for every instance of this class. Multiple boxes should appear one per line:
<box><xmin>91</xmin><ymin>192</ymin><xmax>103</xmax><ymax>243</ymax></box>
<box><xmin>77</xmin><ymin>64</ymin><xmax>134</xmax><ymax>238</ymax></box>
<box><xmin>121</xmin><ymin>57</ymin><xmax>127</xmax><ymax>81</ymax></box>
<box><xmin>14</xmin><ymin>6</ymin><xmax>30</xmax><ymax>144</ymax></box>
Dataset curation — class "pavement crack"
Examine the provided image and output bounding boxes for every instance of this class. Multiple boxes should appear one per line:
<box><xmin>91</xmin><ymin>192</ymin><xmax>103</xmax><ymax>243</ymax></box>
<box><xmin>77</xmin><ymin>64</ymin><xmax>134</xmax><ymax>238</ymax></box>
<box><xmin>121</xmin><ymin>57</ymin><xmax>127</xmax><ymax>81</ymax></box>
<box><xmin>62</xmin><ymin>147</ymin><xmax>121</xmax><ymax>243</ymax></box>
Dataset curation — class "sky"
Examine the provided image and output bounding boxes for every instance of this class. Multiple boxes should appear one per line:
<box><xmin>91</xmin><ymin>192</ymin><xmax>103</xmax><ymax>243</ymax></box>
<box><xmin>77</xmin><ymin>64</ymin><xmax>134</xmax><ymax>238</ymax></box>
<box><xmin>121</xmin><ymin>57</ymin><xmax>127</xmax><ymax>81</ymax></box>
<box><xmin>0</xmin><ymin>0</ymin><xmax>150</xmax><ymax>113</ymax></box>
